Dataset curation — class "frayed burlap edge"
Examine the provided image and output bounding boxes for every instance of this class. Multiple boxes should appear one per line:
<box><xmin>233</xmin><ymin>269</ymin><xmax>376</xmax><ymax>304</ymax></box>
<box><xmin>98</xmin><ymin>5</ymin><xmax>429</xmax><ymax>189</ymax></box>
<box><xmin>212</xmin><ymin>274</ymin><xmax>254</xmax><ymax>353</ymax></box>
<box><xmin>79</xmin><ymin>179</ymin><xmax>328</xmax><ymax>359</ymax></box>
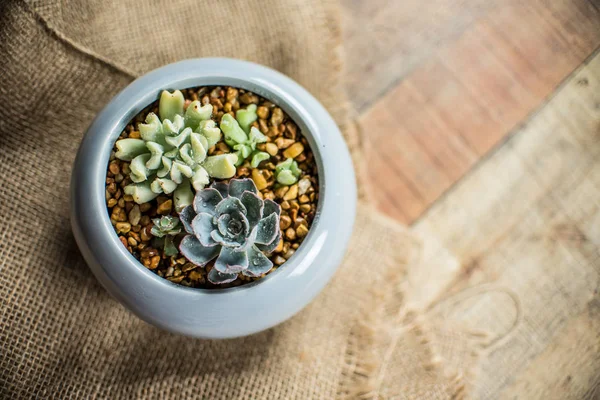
<box><xmin>336</xmin><ymin>212</ymin><xmax>467</xmax><ymax>399</ymax></box>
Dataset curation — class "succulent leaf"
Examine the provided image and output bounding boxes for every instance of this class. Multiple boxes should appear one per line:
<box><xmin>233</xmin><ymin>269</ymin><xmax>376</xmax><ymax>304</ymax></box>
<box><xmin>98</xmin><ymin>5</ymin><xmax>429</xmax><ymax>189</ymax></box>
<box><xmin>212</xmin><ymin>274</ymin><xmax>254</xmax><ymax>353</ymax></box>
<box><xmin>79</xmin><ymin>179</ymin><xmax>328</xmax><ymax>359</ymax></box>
<box><xmin>191</xmin><ymin>166</ymin><xmax>209</xmax><ymax>191</ymax></box>
<box><xmin>250</xmin><ymin>151</ymin><xmax>270</xmax><ymax>168</ymax></box>
<box><xmin>207</xmin><ymin>268</ymin><xmax>238</xmax><ymax>284</ymax></box>
<box><xmin>159</xmin><ymin>90</ymin><xmax>185</xmax><ymax>122</ymax></box>
<box><xmin>179</xmin><ymin>235</ymin><xmax>220</xmax><ymax>266</ymax></box>
<box><xmin>228</xmin><ymin>178</ymin><xmax>258</xmax><ymax>198</ymax></box>
<box><xmin>256</xmin><ymin>231</ymin><xmax>281</xmax><ymax>254</ymax></box>
<box><xmin>262</xmin><ymin>198</ymin><xmax>281</xmax><ymax>218</ymax></box>
<box><xmin>139</xmin><ymin>113</ymin><xmax>164</xmax><ymax>143</ymax></box>
<box><xmin>214</xmin><ymin>247</ymin><xmax>248</xmax><ymax>274</ymax></box>
<box><xmin>198</xmin><ymin>120</ymin><xmax>222</xmax><ymax>148</ymax></box>
<box><xmin>157</xmin><ymin>156</ymin><xmax>172</xmax><ymax>178</ymax></box>
<box><xmin>179</xmin><ymin>205</ymin><xmax>195</xmax><ymax>234</ymax></box>
<box><xmin>130</xmin><ymin>153</ymin><xmax>151</xmax><ymax>182</ymax></box>
<box><xmin>244</xmin><ymin>245</ymin><xmax>274</xmax><ymax>277</ymax></box>
<box><xmin>190</xmin><ymin>132</ymin><xmax>208</xmax><ymax>164</ymax></box>
<box><xmin>184</xmin><ymin>101</ymin><xmax>212</xmax><ymax>129</ymax></box>
<box><xmin>255</xmin><ymin>213</ymin><xmax>279</xmax><ymax>245</ymax></box>
<box><xmin>202</xmin><ymin>154</ymin><xmax>238</xmax><ymax>179</ymax></box>
<box><xmin>236</xmin><ymin>104</ymin><xmax>258</xmax><ymax>134</ymax></box>
<box><xmin>164</xmin><ymin>125</ymin><xmax>190</xmax><ymax>147</ymax></box>
<box><xmin>173</xmin><ymin>179</ymin><xmax>194</xmax><ymax>212</ymax></box>
<box><xmin>115</xmin><ymin>138</ymin><xmax>148</xmax><ymax>161</ymax></box>
<box><xmin>240</xmin><ymin>191</ymin><xmax>263</xmax><ymax>229</ymax></box>
<box><xmin>215</xmin><ymin>196</ymin><xmax>247</xmax><ymax>216</ymax></box>
<box><xmin>220</xmin><ymin>113</ymin><xmax>248</xmax><ymax>144</ymax></box>
<box><xmin>249</xmin><ymin>127</ymin><xmax>268</xmax><ymax>144</ymax></box>
<box><xmin>145</xmin><ymin>141</ymin><xmax>165</xmax><ymax>170</ymax></box>
<box><xmin>192</xmin><ymin>212</ymin><xmax>219</xmax><ymax>247</ymax></box>
<box><xmin>124</xmin><ymin>181</ymin><xmax>159</xmax><ymax>204</ymax></box>
<box><xmin>193</xmin><ymin>187</ymin><xmax>223</xmax><ymax>215</ymax></box>
<box><xmin>210</xmin><ymin>181</ymin><xmax>229</xmax><ymax>198</ymax></box>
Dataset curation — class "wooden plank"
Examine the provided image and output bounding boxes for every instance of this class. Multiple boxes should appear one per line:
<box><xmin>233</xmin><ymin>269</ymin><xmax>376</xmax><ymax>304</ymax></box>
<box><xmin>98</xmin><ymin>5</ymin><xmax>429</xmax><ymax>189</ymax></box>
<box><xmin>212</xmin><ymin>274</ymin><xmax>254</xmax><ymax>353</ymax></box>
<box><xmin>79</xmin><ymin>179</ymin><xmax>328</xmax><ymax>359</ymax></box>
<box><xmin>358</xmin><ymin>0</ymin><xmax>600</xmax><ymax>223</ymax></box>
<box><xmin>412</xmin><ymin>51</ymin><xmax>600</xmax><ymax>399</ymax></box>
<box><xmin>342</xmin><ymin>0</ymin><xmax>497</xmax><ymax>112</ymax></box>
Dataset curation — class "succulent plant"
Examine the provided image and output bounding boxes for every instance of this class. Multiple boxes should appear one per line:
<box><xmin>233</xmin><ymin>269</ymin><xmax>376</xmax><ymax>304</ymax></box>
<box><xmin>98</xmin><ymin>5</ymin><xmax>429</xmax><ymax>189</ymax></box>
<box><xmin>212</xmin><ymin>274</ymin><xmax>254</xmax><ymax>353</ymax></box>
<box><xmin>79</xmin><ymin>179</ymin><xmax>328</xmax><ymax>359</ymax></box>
<box><xmin>275</xmin><ymin>157</ymin><xmax>302</xmax><ymax>185</ymax></box>
<box><xmin>220</xmin><ymin>105</ymin><xmax>268</xmax><ymax>166</ymax></box>
<box><xmin>150</xmin><ymin>215</ymin><xmax>182</xmax><ymax>256</ymax></box>
<box><xmin>115</xmin><ymin>90</ymin><xmax>238</xmax><ymax>210</ymax></box>
<box><xmin>178</xmin><ymin>178</ymin><xmax>281</xmax><ymax>284</ymax></box>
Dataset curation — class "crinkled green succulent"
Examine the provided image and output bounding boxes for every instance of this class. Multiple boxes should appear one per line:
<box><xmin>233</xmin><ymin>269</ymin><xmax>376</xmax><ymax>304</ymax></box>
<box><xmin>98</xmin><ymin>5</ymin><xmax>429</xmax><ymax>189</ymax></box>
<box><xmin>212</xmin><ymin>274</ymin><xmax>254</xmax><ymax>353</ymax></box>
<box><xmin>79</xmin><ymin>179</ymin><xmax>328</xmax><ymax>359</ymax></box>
<box><xmin>275</xmin><ymin>157</ymin><xmax>302</xmax><ymax>185</ymax></box>
<box><xmin>178</xmin><ymin>178</ymin><xmax>281</xmax><ymax>284</ymax></box>
<box><xmin>115</xmin><ymin>90</ymin><xmax>238</xmax><ymax>210</ymax></box>
<box><xmin>220</xmin><ymin>104</ymin><xmax>268</xmax><ymax>166</ymax></box>
<box><xmin>150</xmin><ymin>215</ymin><xmax>182</xmax><ymax>256</ymax></box>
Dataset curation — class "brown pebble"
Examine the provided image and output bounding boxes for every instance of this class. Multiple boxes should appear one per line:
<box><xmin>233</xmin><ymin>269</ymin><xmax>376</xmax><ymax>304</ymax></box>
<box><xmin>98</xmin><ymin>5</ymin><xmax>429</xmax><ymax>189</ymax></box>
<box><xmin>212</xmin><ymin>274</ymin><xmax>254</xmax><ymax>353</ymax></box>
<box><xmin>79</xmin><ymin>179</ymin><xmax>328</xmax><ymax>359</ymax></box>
<box><xmin>117</xmin><ymin>198</ymin><xmax>125</xmax><ymax>208</ymax></box>
<box><xmin>274</xmin><ymin>256</ymin><xmax>286</xmax><ymax>266</ymax></box>
<box><xmin>283</xmin><ymin>142</ymin><xmax>304</xmax><ymax>159</ymax></box>
<box><xmin>299</xmin><ymin>204</ymin><xmax>311</xmax><ymax>214</ymax></box>
<box><xmin>167</xmin><ymin>275</ymin><xmax>184</xmax><ymax>283</ymax></box>
<box><xmin>280</xmin><ymin>215</ymin><xmax>292</xmax><ymax>230</ymax></box>
<box><xmin>141</xmin><ymin>226</ymin><xmax>152</xmax><ymax>242</ymax></box>
<box><xmin>123</xmin><ymin>194</ymin><xmax>134</xmax><ymax>202</ymax></box>
<box><xmin>298</xmin><ymin>194</ymin><xmax>310</xmax><ymax>204</ymax></box>
<box><xmin>290</xmin><ymin>209</ymin><xmax>298</xmax><ymax>221</ymax></box>
<box><xmin>275</xmin><ymin>186</ymin><xmax>289</xmax><ymax>199</ymax></box>
<box><xmin>283</xmin><ymin>249</ymin><xmax>295</xmax><ymax>260</ymax></box>
<box><xmin>157</xmin><ymin>199</ymin><xmax>172</xmax><ymax>215</ymax></box>
<box><xmin>127</xmin><ymin>237</ymin><xmax>137</xmax><ymax>246</ymax></box>
<box><xmin>128</xmin><ymin>205</ymin><xmax>141</xmax><ymax>226</ymax></box>
<box><xmin>111</xmin><ymin>207</ymin><xmax>127</xmax><ymax>222</ymax></box>
<box><xmin>270</xmin><ymin>107</ymin><xmax>284</xmax><ymax>127</ymax></box>
<box><xmin>240</xmin><ymin>92</ymin><xmax>259</xmax><ymax>104</ymax></box>
<box><xmin>107</xmin><ymin>198</ymin><xmax>117</xmax><ymax>208</ymax></box>
<box><xmin>116</xmin><ymin>222</ymin><xmax>131</xmax><ymax>234</ymax></box>
<box><xmin>257</xmin><ymin>106</ymin><xmax>270</xmax><ymax>119</ymax></box>
<box><xmin>296</xmin><ymin>225</ymin><xmax>309</xmax><ymax>238</ymax></box>
<box><xmin>107</xmin><ymin>182</ymin><xmax>117</xmax><ymax>194</ymax></box>
<box><xmin>285</xmin><ymin>227</ymin><xmax>296</xmax><ymax>241</ymax></box>
<box><xmin>119</xmin><ymin>236</ymin><xmax>128</xmax><ymax>248</ymax></box>
<box><xmin>266</xmin><ymin>142</ymin><xmax>278</xmax><ymax>156</ymax></box>
<box><xmin>114</xmin><ymin>174</ymin><xmax>124</xmax><ymax>183</ymax></box>
<box><xmin>280</xmin><ymin>200</ymin><xmax>291</xmax><ymax>210</ymax></box>
<box><xmin>263</xmin><ymin>191</ymin><xmax>275</xmax><ymax>200</ymax></box>
<box><xmin>259</xmin><ymin>119</ymin><xmax>269</xmax><ymax>134</ymax></box>
<box><xmin>139</xmin><ymin>203</ymin><xmax>151</xmax><ymax>212</ymax></box>
<box><xmin>189</xmin><ymin>271</ymin><xmax>202</xmax><ymax>281</ymax></box>
<box><xmin>108</xmin><ymin>162</ymin><xmax>120</xmax><ymax>175</ymax></box>
<box><xmin>251</xmin><ymin>169</ymin><xmax>268</xmax><ymax>190</ymax></box>
<box><xmin>283</xmin><ymin>184</ymin><xmax>298</xmax><ymax>201</ymax></box>
<box><xmin>274</xmin><ymin>239</ymin><xmax>284</xmax><ymax>253</ymax></box>
<box><xmin>226</xmin><ymin>87</ymin><xmax>238</xmax><ymax>101</ymax></box>
<box><xmin>275</xmin><ymin>138</ymin><xmax>295</xmax><ymax>149</ymax></box>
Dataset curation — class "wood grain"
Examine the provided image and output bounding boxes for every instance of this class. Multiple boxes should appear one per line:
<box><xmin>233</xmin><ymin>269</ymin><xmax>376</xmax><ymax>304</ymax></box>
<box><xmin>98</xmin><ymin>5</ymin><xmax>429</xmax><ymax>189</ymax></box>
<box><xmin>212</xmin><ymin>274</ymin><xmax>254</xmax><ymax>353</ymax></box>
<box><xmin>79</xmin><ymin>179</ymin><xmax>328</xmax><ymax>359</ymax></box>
<box><xmin>413</xmin><ymin>50</ymin><xmax>600</xmax><ymax>399</ymax></box>
<box><xmin>353</xmin><ymin>0</ymin><xmax>600</xmax><ymax>223</ymax></box>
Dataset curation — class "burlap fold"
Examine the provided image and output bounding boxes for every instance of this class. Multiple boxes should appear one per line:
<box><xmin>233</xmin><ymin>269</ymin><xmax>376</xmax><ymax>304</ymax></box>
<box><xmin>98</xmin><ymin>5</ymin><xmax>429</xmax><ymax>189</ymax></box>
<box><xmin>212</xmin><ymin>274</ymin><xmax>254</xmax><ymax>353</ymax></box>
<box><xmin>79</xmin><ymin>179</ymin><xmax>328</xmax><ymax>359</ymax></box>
<box><xmin>1</xmin><ymin>0</ymin><xmax>467</xmax><ymax>398</ymax></box>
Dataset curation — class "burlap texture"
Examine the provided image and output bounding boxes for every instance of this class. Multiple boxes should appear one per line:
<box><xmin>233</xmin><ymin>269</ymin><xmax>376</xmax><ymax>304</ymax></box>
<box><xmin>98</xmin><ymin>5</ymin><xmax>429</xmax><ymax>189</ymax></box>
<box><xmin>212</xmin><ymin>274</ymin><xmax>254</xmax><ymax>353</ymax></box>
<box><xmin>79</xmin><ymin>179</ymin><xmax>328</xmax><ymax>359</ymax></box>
<box><xmin>1</xmin><ymin>0</ymin><xmax>468</xmax><ymax>398</ymax></box>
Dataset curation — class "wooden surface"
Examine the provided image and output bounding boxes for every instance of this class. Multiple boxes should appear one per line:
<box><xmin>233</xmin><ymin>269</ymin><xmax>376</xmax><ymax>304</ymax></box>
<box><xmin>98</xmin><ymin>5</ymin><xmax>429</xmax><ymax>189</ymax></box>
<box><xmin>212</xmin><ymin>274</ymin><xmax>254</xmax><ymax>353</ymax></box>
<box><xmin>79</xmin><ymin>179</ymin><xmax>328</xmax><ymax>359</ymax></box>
<box><xmin>343</xmin><ymin>0</ymin><xmax>600</xmax><ymax>398</ymax></box>
<box><xmin>344</xmin><ymin>0</ymin><xmax>600</xmax><ymax>223</ymax></box>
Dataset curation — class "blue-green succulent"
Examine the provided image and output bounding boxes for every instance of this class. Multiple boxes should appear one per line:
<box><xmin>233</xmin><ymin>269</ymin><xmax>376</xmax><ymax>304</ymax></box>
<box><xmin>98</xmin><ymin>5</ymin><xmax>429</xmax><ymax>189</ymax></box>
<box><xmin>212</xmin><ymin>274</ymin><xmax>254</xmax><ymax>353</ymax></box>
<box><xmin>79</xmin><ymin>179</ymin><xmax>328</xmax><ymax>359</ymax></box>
<box><xmin>220</xmin><ymin>104</ymin><xmax>268</xmax><ymax>166</ymax></box>
<box><xmin>115</xmin><ymin>90</ymin><xmax>238</xmax><ymax>210</ymax></box>
<box><xmin>150</xmin><ymin>215</ymin><xmax>182</xmax><ymax>256</ymax></box>
<box><xmin>275</xmin><ymin>157</ymin><xmax>302</xmax><ymax>185</ymax></box>
<box><xmin>178</xmin><ymin>178</ymin><xmax>281</xmax><ymax>284</ymax></box>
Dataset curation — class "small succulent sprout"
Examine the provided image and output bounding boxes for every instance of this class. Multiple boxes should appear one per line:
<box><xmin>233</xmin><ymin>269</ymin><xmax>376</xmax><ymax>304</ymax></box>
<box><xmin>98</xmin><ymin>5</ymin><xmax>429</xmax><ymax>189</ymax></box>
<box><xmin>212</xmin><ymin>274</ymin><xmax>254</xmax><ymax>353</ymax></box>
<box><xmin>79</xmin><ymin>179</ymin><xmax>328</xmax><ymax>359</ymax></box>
<box><xmin>275</xmin><ymin>157</ymin><xmax>302</xmax><ymax>185</ymax></box>
<box><xmin>151</xmin><ymin>215</ymin><xmax>183</xmax><ymax>257</ymax></box>
<box><xmin>250</xmin><ymin>151</ymin><xmax>270</xmax><ymax>168</ymax></box>
<box><xmin>178</xmin><ymin>178</ymin><xmax>282</xmax><ymax>284</ymax></box>
<box><xmin>220</xmin><ymin>109</ymin><xmax>268</xmax><ymax>165</ymax></box>
<box><xmin>115</xmin><ymin>90</ymin><xmax>237</xmax><ymax>207</ymax></box>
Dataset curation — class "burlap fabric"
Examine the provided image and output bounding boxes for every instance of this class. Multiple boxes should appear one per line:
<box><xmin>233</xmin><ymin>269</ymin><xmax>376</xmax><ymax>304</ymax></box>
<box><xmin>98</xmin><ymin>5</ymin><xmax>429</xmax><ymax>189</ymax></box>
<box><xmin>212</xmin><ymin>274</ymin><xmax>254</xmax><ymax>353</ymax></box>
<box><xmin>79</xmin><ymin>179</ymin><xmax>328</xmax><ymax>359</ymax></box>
<box><xmin>1</xmin><ymin>0</ymin><xmax>471</xmax><ymax>398</ymax></box>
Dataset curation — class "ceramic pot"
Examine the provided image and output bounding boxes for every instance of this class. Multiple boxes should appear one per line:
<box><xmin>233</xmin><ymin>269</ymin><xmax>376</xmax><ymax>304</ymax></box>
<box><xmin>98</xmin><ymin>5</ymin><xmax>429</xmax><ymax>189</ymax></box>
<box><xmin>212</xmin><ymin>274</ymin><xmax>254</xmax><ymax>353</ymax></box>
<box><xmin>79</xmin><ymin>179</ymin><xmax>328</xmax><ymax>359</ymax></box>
<box><xmin>71</xmin><ymin>58</ymin><xmax>356</xmax><ymax>338</ymax></box>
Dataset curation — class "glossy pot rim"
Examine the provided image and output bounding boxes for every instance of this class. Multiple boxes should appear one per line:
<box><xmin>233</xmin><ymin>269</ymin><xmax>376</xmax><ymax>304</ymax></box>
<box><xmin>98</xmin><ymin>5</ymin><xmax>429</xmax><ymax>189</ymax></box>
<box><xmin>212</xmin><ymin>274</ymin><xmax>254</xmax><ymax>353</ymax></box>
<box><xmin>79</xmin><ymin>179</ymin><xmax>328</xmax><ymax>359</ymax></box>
<box><xmin>70</xmin><ymin>58</ymin><xmax>356</xmax><ymax>338</ymax></box>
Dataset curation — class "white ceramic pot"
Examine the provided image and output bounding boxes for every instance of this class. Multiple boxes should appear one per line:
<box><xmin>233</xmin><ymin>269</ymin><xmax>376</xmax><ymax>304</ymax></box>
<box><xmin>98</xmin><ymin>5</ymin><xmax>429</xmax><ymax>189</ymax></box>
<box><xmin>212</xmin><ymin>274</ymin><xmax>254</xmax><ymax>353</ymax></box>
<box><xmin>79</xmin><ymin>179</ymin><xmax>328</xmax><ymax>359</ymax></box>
<box><xmin>71</xmin><ymin>58</ymin><xmax>356</xmax><ymax>338</ymax></box>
